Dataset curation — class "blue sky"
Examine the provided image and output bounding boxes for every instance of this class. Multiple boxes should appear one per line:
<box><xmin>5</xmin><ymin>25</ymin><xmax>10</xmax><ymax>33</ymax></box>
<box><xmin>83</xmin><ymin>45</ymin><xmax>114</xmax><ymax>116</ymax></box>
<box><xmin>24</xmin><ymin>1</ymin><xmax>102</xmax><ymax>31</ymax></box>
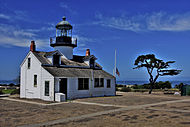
<box><xmin>0</xmin><ymin>0</ymin><xmax>190</xmax><ymax>81</ymax></box>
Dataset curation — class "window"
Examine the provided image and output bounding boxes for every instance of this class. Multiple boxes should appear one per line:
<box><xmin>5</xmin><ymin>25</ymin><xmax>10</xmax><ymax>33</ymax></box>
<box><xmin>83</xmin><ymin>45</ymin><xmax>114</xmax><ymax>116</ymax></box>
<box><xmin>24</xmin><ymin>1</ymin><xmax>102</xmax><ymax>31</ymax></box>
<box><xmin>53</xmin><ymin>55</ymin><xmax>60</xmax><ymax>66</ymax></box>
<box><xmin>34</xmin><ymin>75</ymin><xmax>37</xmax><ymax>87</ymax></box>
<box><xmin>107</xmin><ymin>79</ymin><xmax>111</xmax><ymax>88</ymax></box>
<box><xmin>28</xmin><ymin>58</ymin><xmax>31</xmax><ymax>69</ymax></box>
<box><xmin>90</xmin><ymin>59</ymin><xmax>95</xmax><ymax>68</ymax></box>
<box><xmin>45</xmin><ymin>81</ymin><xmax>49</xmax><ymax>96</ymax></box>
<box><xmin>94</xmin><ymin>78</ymin><xmax>104</xmax><ymax>87</ymax></box>
<box><xmin>78</xmin><ymin>78</ymin><xmax>89</xmax><ymax>90</ymax></box>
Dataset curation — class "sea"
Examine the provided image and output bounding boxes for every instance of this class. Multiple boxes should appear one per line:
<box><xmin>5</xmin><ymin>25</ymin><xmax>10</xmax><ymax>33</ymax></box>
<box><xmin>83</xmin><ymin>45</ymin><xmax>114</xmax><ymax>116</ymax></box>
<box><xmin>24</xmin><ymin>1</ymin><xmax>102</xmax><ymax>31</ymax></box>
<box><xmin>117</xmin><ymin>81</ymin><xmax>190</xmax><ymax>88</ymax></box>
<box><xmin>0</xmin><ymin>80</ymin><xmax>16</xmax><ymax>85</ymax></box>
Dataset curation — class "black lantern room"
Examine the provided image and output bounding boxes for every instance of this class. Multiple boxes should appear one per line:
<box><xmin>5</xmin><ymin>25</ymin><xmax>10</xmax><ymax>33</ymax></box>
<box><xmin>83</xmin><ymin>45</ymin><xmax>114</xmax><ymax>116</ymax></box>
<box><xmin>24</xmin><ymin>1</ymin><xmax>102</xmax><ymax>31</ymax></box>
<box><xmin>50</xmin><ymin>16</ymin><xmax>77</xmax><ymax>47</ymax></box>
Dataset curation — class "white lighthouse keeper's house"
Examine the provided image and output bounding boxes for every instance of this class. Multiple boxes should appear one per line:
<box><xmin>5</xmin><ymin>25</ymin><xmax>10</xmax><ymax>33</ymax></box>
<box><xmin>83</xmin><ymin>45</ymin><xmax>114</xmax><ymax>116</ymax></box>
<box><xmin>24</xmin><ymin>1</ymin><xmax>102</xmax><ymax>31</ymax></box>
<box><xmin>20</xmin><ymin>17</ymin><xmax>116</xmax><ymax>102</ymax></box>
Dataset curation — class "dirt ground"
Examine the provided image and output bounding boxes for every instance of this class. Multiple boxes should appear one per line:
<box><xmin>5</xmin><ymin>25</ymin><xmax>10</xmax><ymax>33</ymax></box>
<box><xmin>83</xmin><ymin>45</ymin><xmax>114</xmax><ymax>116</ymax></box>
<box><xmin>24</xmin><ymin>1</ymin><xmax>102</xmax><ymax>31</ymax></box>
<box><xmin>0</xmin><ymin>99</ymin><xmax>117</xmax><ymax>127</ymax></box>
<box><xmin>54</xmin><ymin>108</ymin><xmax>190</xmax><ymax>127</ymax></box>
<box><xmin>75</xmin><ymin>92</ymin><xmax>181</xmax><ymax>106</ymax></box>
<box><xmin>1</xmin><ymin>92</ymin><xmax>190</xmax><ymax>127</ymax></box>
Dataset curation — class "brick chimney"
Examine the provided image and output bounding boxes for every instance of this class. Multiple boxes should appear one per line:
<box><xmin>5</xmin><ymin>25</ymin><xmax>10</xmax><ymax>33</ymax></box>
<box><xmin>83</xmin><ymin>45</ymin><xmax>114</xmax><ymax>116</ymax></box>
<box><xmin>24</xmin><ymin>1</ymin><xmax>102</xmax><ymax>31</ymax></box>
<box><xmin>30</xmin><ymin>40</ymin><xmax>36</xmax><ymax>52</ymax></box>
<box><xmin>86</xmin><ymin>49</ymin><xmax>90</xmax><ymax>56</ymax></box>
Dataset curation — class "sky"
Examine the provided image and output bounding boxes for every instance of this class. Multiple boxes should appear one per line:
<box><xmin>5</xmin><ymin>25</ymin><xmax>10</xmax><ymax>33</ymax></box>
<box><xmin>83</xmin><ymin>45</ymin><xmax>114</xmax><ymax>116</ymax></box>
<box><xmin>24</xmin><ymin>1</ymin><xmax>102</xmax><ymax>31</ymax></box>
<box><xmin>0</xmin><ymin>0</ymin><xmax>190</xmax><ymax>81</ymax></box>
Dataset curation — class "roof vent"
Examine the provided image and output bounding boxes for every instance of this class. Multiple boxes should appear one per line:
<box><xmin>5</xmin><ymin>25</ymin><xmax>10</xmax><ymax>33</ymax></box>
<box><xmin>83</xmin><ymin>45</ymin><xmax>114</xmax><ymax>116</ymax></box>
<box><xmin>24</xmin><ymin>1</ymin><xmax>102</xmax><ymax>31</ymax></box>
<box><xmin>62</xmin><ymin>16</ymin><xmax>66</xmax><ymax>21</ymax></box>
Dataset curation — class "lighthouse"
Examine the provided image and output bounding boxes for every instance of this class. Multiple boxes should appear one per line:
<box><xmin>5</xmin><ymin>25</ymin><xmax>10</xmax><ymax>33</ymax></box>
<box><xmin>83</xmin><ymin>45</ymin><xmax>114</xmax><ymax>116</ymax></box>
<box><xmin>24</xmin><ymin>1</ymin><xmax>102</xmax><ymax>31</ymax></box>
<box><xmin>20</xmin><ymin>16</ymin><xmax>116</xmax><ymax>102</ymax></box>
<box><xmin>50</xmin><ymin>16</ymin><xmax>77</xmax><ymax>59</ymax></box>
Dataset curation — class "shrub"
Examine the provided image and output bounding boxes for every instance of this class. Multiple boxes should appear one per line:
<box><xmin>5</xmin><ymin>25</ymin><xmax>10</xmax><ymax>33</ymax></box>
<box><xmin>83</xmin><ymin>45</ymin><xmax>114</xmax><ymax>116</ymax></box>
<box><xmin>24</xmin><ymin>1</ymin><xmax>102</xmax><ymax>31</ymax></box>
<box><xmin>120</xmin><ymin>87</ymin><xmax>131</xmax><ymax>92</ymax></box>
<box><xmin>132</xmin><ymin>84</ymin><xmax>144</xmax><ymax>89</ymax></box>
<box><xmin>10</xmin><ymin>89</ymin><xmax>20</xmax><ymax>95</ymax></box>
<box><xmin>175</xmin><ymin>83</ymin><xmax>184</xmax><ymax>90</ymax></box>
<box><xmin>116</xmin><ymin>84</ymin><xmax>124</xmax><ymax>87</ymax></box>
<box><xmin>186</xmin><ymin>89</ymin><xmax>190</xmax><ymax>96</ymax></box>
<box><xmin>116</xmin><ymin>87</ymin><xmax>119</xmax><ymax>91</ymax></box>
<box><xmin>9</xmin><ymin>83</ymin><xmax>15</xmax><ymax>87</ymax></box>
<box><xmin>0</xmin><ymin>90</ymin><xmax>3</xmax><ymax>95</ymax></box>
<box><xmin>161</xmin><ymin>81</ymin><xmax>172</xmax><ymax>89</ymax></box>
<box><xmin>143</xmin><ymin>81</ymin><xmax>171</xmax><ymax>89</ymax></box>
<box><xmin>142</xmin><ymin>84</ymin><xmax>150</xmax><ymax>89</ymax></box>
<box><xmin>133</xmin><ymin>89</ymin><xmax>148</xmax><ymax>92</ymax></box>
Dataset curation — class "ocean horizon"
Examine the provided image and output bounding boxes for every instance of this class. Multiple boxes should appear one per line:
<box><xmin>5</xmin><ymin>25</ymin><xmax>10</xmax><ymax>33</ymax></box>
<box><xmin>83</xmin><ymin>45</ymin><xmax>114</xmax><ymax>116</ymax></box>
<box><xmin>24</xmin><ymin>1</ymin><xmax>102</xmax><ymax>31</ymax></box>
<box><xmin>117</xmin><ymin>80</ymin><xmax>190</xmax><ymax>88</ymax></box>
<box><xmin>0</xmin><ymin>80</ymin><xmax>17</xmax><ymax>85</ymax></box>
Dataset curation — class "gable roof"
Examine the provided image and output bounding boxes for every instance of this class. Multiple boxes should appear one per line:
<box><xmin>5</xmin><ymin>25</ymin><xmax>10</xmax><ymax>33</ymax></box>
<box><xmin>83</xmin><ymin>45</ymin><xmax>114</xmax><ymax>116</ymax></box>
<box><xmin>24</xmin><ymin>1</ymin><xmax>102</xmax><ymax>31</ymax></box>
<box><xmin>72</xmin><ymin>55</ymin><xmax>85</xmax><ymax>63</ymax></box>
<box><xmin>33</xmin><ymin>51</ymin><xmax>102</xmax><ymax>68</ymax></box>
<box><xmin>43</xmin><ymin>66</ymin><xmax>114</xmax><ymax>78</ymax></box>
<box><xmin>43</xmin><ymin>51</ymin><xmax>57</xmax><ymax>56</ymax></box>
<box><xmin>61</xmin><ymin>57</ymin><xmax>88</xmax><ymax>66</ymax></box>
<box><xmin>72</xmin><ymin>55</ymin><xmax>102</xmax><ymax>68</ymax></box>
<box><xmin>83</xmin><ymin>55</ymin><xmax>97</xmax><ymax>60</ymax></box>
<box><xmin>32</xmin><ymin>51</ymin><xmax>52</xmax><ymax>65</ymax></box>
<box><xmin>32</xmin><ymin>51</ymin><xmax>86</xmax><ymax>66</ymax></box>
<box><xmin>32</xmin><ymin>51</ymin><xmax>114</xmax><ymax>78</ymax></box>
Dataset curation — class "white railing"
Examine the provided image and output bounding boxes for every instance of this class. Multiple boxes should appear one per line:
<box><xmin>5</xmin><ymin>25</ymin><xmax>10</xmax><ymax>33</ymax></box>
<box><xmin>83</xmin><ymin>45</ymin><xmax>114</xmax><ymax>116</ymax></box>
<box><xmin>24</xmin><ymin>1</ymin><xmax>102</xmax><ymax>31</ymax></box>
<box><xmin>72</xmin><ymin>37</ymin><xmax>77</xmax><ymax>46</ymax></box>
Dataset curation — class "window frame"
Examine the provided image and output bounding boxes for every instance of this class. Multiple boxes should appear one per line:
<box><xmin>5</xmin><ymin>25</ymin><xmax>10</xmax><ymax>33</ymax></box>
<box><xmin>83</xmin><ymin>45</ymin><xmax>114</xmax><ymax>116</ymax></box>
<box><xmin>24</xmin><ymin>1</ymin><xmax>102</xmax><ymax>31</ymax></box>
<box><xmin>107</xmin><ymin>79</ymin><xmax>111</xmax><ymax>88</ymax></box>
<box><xmin>45</xmin><ymin>81</ymin><xmax>50</xmax><ymax>96</ymax></box>
<box><xmin>94</xmin><ymin>78</ymin><xmax>104</xmax><ymax>88</ymax></box>
<box><xmin>34</xmin><ymin>75</ymin><xmax>37</xmax><ymax>87</ymax></box>
<box><xmin>53</xmin><ymin>55</ymin><xmax>60</xmax><ymax>66</ymax></box>
<box><xmin>78</xmin><ymin>78</ymin><xmax>89</xmax><ymax>90</ymax></box>
<box><xmin>90</xmin><ymin>59</ymin><xmax>95</xmax><ymax>68</ymax></box>
<box><xmin>28</xmin><ymin>58</ymin><xmax>31</xmax><ymax>69</ymax></box>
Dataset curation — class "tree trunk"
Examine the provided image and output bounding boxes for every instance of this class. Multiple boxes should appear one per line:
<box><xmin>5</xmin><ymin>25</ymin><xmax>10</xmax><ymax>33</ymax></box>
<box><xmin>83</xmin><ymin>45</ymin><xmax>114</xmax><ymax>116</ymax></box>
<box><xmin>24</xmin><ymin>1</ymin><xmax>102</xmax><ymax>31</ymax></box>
<box><xmin>149</xmin><ymin>83</ymin><xmax>153</xmax><ymax>94</ymax></box>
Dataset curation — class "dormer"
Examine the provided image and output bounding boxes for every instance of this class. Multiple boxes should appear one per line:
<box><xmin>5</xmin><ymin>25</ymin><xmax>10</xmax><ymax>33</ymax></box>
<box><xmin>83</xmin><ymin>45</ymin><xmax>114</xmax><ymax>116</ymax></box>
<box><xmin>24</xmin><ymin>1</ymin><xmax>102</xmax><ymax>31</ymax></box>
<box><xmin>45</xmin><ymin>50</ymin><xmax>63</xmax><ymax>66</ymax></box>
<box><xmin>83</xmin><ymin>49</ymin><xmax>97</xmax><ymax>68</ymax></box>
<box><xmin>53</xmin><ymin>54</ymin><xmax>61</xmax><ymax>66</ymax></box>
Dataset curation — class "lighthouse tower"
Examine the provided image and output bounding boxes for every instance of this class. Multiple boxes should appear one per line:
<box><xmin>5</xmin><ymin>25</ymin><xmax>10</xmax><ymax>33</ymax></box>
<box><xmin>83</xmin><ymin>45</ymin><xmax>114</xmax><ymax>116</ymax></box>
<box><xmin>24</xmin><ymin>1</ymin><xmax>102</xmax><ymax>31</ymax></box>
<box><xmin>50</xmin><ymin>16</ymin><xmax>77</xmax><ymax>59</ymax></box>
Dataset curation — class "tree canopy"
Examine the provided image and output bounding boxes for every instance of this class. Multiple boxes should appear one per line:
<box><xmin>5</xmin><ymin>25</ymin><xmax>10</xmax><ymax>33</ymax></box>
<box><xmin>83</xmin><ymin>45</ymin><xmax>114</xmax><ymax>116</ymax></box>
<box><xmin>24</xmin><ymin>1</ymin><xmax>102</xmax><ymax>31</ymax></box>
<box><xmin>133</xmin><ymin>54</ymin><xmax>182</xmax><ymax>94</ymax></box>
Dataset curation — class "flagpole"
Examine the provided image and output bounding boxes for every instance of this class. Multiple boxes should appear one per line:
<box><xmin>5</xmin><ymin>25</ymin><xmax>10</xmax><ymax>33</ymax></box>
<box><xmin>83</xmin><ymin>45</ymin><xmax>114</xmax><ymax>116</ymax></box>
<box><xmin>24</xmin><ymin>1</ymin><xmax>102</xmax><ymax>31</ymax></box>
<box><xmin>115</xmin><ymin>49</ymin><xmax>116</xmax><ymax>77</ymax></box>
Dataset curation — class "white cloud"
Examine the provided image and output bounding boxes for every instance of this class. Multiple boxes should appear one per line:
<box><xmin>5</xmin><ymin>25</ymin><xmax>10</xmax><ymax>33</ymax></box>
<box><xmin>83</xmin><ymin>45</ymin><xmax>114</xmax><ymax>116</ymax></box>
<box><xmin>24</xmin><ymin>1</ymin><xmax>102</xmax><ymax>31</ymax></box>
<box><xmin>94</xmin><ymin>12</ymin><xmax>190</xmax><ymax>32</ymax></box>
<box><xmin>0</xmin><ymin>24</ymin><xmax>49</xmax><ymax>48</ymax></box>
<box><xmin>13</xmin><ymin>10</ymin><xmax>28</xmax><ymax>20</ymax></box>
<box><xmin>74</xmin><ymin>35</ymin><xmax>95</xmax><ymax>51</ymax></box>
<box><xmin>60</xmin><ymin>2</ymin><xmax>69</xmax><ymax>9</ymax></box>
<box><xmin>0</xmin><ymin>13</ymin><xmax>10</xmax><ymax>20</ymax></box>
<box><xmin>0</xmin><ymin>10</ymin><xmax>28</xmax><ymax>22</ymax></box>
<box><xmin>94</xmin><ymin>13</ymin><xmax>142</xmax><ymax>32</ymax></box>
<box><xmin>0</xmin><ymin>24</ymin><xmax>36</xmax><ymax>38</ymax></box>
<box><xmin>59</xmin><ymin>2</ymin><xmax>77</xmax><ymax>15</ymax></box>
<box><xmin>76</xmin><ymin>35</ymin><xmax>95</xmax><ymax>43</ymax></box>
<box><xmin>0</xmin><ymin>33</ymin><xmax>30</xmax><ymax>47</ymax></box>
<box><xmin>147</xmin><ymin>12</ymin><xmax>190</xmax><ymax>31</ymax></box>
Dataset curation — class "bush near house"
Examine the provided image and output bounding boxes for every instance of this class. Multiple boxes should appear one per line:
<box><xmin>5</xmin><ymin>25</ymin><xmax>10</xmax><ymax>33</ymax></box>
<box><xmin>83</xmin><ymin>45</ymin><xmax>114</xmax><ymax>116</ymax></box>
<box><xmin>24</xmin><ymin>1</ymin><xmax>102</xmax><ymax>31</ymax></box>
<box><xmin>116</xmin><ymin>84</ymin><xmax>125</xmax><ymax>87</ymax></box>
<box><xmin>2</xmin><ymin>89</ymin><xmax>20</xmax><ymax>95</ymax></box>
<box><xmin>0</xmin><ymin>90</ymin><xmax>3</xmax><ymax>94</ymax></box>
<box><xmin>133</xmin><ymin>89</ymin><xmax>149</xmax><ymax>92</ymax></box>
<box><xmin>10</xmin><ymin>89</ymin><xmax>20</xmax><ymax>95</ymax></box>
<box><xmin>120</xmin><ymin>87</ymin><xmax>132</xmax><ymax>92</ymax></box>
<box><xmin>9</xmin><ymin>83</ymin><xmax>15</xmax><ymax>87</ymax></box>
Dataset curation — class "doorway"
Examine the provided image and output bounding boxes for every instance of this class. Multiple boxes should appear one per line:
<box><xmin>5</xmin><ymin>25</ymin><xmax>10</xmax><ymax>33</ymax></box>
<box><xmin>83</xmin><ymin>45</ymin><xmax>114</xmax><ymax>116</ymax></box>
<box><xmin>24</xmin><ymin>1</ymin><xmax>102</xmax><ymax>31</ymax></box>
<box><xmin>59</xmin><ymin>78</ymin><xmax>67</xmax><ymax>99</ymax></box>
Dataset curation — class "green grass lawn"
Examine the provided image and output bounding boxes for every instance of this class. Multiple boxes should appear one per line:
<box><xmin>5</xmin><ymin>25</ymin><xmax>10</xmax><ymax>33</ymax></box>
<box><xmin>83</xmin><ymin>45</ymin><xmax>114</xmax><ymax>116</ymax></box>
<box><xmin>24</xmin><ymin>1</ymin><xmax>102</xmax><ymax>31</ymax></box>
<box><xmin>116</xmin><ymin>87</ymin><xmax>180</xmax><ymax>93</ymax></box>
<box><xmin>2</xmin><ymin>89</ymin><xmax>15</xmax><ymax>94</ymax></box>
